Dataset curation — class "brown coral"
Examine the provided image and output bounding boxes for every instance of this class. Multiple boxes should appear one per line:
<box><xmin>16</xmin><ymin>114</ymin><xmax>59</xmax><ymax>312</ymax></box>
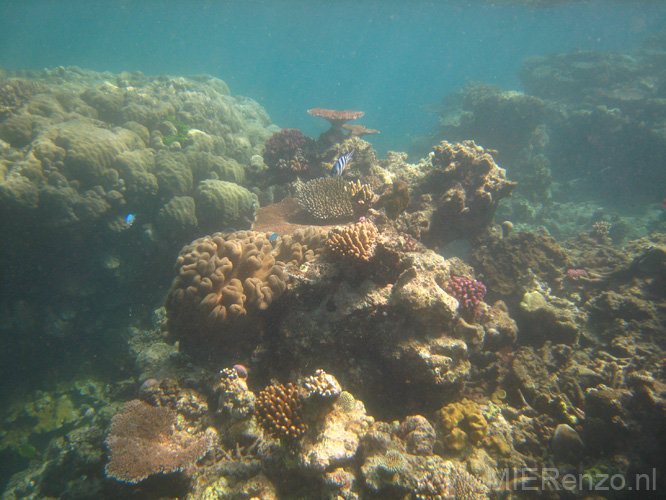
<box><xmin>165</xmin><ymin>231</ymin><xmax>287</xmax><ymax>355</ymax></box>
<box><xmin>105</xmin><ymin>400</ymin><xmax>213</xmax><ymax>483</ymax></box>
<box><xmin>296</xmin><ymin>177</ymin><xmax>355</xmax><ymax>221</ymax></box>
<box><xmin>256</xmin><ymin>382</ymin><xmax>306</xmax><ymax>440</ymax></box>
<box><xmin>308</xmin><ymin>108</ymin><xmax>365</xmax><ymax>145</ymax></box>
<box><xmin>327</xmin><ymin>221</ymin><xmax>379</xmax><ymax>262</ymax></box>
<box><xmin>420</xmin><ymin>140</ymin><xmax>516</xmax><ymax>246</ymax></box>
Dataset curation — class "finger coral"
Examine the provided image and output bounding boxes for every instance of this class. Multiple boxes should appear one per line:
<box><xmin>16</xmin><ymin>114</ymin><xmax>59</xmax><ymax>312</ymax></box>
<box><xmin>105</xmin><ymin>400</ymin><xmax>213</xmax><ymax>484</ymax></box>
<box><xmin>165</xmin><ymin>231</ymin><xmax>287</xmax><ymax>354</ymax></box>
<box><xmin>303</xmin><ymin>369</ymin><xmax>342</xmax><ymax>399</ymax></box>
<box><xmin>255</xmin><ymin>382</ymin><xmax>306</xmax><ymax>440</ymax></box>
<box><xmin>326</xmin><ymin>221</ymin><xmax>379</xmax><ymax>262</ymax></box>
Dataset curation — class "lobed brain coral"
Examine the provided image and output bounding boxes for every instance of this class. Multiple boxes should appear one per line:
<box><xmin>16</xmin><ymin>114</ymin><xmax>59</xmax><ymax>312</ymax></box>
<box><xmin>165</xmin><ymin>231</ymin><xmax>287</xmax><ymax>355</ymax></box>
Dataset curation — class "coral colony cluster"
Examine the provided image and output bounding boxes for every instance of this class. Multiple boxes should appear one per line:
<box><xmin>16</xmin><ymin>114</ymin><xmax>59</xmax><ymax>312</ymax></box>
<box><xmin>2</xmin><ymin>30</ymin><xmax>666</xmax><ymax>500</ymax></box>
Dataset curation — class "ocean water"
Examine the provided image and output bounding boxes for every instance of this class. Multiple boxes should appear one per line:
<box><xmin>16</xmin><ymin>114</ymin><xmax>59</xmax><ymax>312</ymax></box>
<box><xmin>2</xmin><ymin>0</ymin><xmax>664</xmax><ymax>154</ymax></box>
<box><xmin>2</xmin><ymin>1</ymin><xmax>666</xmax><ymax>498</ymax></box>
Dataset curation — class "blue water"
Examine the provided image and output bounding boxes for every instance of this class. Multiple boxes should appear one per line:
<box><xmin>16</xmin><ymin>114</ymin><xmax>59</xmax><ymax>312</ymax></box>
<box><xmin>1</xmin><ymin>0</ymin><xmax>664</xmax><ymax>155</ymax></box>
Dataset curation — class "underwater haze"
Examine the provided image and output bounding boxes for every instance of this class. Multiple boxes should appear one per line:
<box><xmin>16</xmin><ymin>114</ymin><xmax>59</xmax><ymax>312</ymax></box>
<box><xmin>2</xmin><ymin>0</ymin><xmax>664</xmax><ymax>154</ymax></box>
<box><xmin>3</xmin><ymin>1</ymin><xmax>666</xmax><ymax>499</ymax></box>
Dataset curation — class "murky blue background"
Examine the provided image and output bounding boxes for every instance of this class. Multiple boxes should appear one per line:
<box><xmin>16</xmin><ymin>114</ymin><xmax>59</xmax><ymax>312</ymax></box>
<box><xmin>1</xmin><ymin>0</ymin><xmax>664</xmax><ymax>154</ymax></box>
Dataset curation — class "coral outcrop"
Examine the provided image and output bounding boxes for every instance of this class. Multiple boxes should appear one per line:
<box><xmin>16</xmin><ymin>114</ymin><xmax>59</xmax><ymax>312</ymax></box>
<box><xmin>165</xmin><ymin>231</ymin><xmax>287</xmax><ymax>357</ymax></box>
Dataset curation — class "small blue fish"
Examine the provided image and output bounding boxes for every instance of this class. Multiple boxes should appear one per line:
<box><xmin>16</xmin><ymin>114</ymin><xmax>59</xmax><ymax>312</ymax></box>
<box><xmin>331</xmin><ymin>149</ymin><xmax>355</xmax><ymax>176</ymax></box>
<box><xmin>125</xmin><ymin>213</ymin><xmax>136</xmax><ymax>226</ymax></box>
<box><xmin>268</xmin><ymin>232</ymin><xmax>279</xmax><ymax>242</ymax></box>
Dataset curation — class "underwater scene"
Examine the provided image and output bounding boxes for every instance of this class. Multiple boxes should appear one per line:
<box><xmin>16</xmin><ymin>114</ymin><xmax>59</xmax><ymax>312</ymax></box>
<box><xmin>1</xmin><ymin>1</ymin><xmax>666</xmax><ymax>499</ymax></box>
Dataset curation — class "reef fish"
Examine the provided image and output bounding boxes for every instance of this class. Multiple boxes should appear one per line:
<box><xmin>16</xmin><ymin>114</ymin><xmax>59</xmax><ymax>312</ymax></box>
<box><xmin>268</xmin><ymin>232</ymin><xmax>279</xmax><ymax>242</ymax></box>
<box><xmin>331</xmin><ymin>149</ymin><xmax>355</xmax><ymax>176</ymax></box>
<box><xmin>125</xmin><ymin>213</ymin><xmax>136</xmax><ymax>226</ymax></box>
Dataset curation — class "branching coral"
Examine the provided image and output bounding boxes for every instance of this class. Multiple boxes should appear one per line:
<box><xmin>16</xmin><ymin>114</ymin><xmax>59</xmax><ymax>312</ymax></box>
<box><xmin>105</xmin><ymin>400</ymin><xmax>213</xmax><ymax>484</ymax></box>
<box><xmin>255</xmin><ymin>382</ymin><xmax>306</xmax><ymax>441</ymax></box>
<box><xmin>445</xmin><ymin>276</ymin><xmax>487</xmax><ymax>319</ymax></box>
<box><xmin>326</xmin><ymin>221</ymin><xmax>379</xmax><ymax>262</ymax></box>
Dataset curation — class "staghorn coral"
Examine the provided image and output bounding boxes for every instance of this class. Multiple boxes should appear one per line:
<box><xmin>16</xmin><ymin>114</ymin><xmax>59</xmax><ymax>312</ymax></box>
<box><xmin>295</xmin><ymin>177</ymin><xmax>355</xmax><ymax>221</ymax></box>
<box><xmin>326</xmin><ymin>221</ymin><xmax>379</xmax><ymax>262</ymax></box>
<box><xmin>345</xmin><ymin>178</ymin><xmax>376</xmax><ymax>212</ymax></box>
<box><xmin>165</xmin><ymin>231</ymin><xmax>287</xmax><ymax>355</ymax></box>
<box><xmin>105</xmin><ymin>399</ymin><xmax>213</xmax><ymax>484</ymax></box>
<box><xmin>255</xmin><ymin>382</ymin><xmax>306</xmax><ymax>441</ymax></box>
<box><xmin>303</xmin><ymin>369</ymin><xmax>342</xmax><ymax>399</ymax></box>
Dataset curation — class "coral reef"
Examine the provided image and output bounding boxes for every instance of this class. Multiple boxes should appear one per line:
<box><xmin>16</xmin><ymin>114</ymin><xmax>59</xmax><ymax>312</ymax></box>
<box><xmin>105</xmin><ymin>400</ymin><xmax>213</xmax><ymax>483</ymax></box>
<box><xmin>326</xmin><ymin>221</ymin><xmax>379</xmax><ymax>262</ymax></box>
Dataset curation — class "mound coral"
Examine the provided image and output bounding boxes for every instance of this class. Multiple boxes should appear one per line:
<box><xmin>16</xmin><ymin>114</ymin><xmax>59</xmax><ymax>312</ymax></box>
<box><xmin>326</xmin><ymin>221</ymin><xmax>379</xmax><ymax>262</ymax></box>
<box><xmin>165</xmin><ymin>231</ymin><xmax>287</xmax><ymax>355</ymax></box>
<box><xmin>105</xmin><ymin>400</ymin><xmax>213</xmax><ymax>484</ymax></box>
<box><xmin>435</xmin><ymin>399</ymin><xmax>488</xmax><ymax>454</ymax></box>
<box><xmin>255</xmin><ymin>382</ymin><xmax>306</xmax><ymax>440</ymax></box>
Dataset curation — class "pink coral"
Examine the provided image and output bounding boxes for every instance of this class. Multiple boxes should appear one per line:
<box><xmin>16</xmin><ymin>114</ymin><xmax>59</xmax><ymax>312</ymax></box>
<box><xmin>445</xmin><ymin>276</ymin><xmax>487</xmax><ymax>318</ymax></box>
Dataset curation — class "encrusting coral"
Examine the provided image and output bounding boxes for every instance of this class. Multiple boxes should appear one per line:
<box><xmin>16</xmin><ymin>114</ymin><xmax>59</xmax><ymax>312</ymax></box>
<box><xmin>255</xmin><ymin>382</ymin><xmax>306</xmax><ymax>441</ymax></box>
<box><xmin>326</xmin><ymin>221</ymin><xmax>379</xmax><ymax>262</ymax></box>
<box><xmin>105</xmin><ymin>399</ymin><xmax>213</xmax><ymax>484</ymax></box>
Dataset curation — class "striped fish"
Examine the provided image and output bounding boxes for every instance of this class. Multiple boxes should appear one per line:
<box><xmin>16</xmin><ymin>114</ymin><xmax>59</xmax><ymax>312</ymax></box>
<box><xmin>331</xmin><ymin>149</ymin><xmax>355</xmax><ymax>176</ymax></box>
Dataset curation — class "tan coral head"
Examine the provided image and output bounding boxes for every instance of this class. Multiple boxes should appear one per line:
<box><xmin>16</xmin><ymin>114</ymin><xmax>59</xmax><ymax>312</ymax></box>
<box><xmin>307</xmin><ymin>108</ymin><xmax>365</xmax><ymax>126</ymax></box>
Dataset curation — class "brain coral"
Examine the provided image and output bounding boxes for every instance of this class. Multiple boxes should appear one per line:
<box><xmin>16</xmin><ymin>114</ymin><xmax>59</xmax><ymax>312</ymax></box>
<box><xmin>165</xmin><ymin>231</ymin><xmax>287</xmax><ymax>356</ymax></box>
